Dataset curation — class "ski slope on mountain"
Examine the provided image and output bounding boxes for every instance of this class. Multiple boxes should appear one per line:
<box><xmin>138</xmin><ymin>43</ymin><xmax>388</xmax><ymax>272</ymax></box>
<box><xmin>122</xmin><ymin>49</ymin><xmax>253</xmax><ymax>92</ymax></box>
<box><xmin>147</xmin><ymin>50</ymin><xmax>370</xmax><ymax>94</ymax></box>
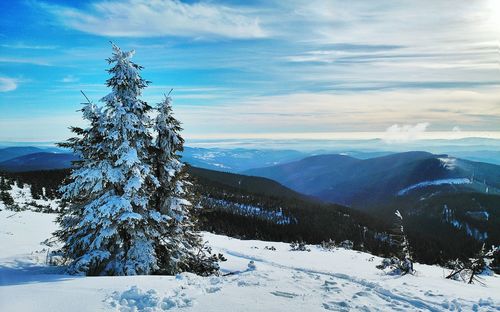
<box><xmin>0</xmin><ymin>210</ymin><xmax>499</xmax><ymax>312</ymax></box>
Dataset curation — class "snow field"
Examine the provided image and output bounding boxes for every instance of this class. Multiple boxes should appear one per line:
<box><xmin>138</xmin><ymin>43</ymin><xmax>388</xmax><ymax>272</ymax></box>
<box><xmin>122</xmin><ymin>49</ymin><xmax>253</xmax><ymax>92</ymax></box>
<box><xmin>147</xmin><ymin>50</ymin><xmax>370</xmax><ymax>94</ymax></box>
<box><xmin>0</xmin><ymin>210</ymin><xmax>499</xmax><ymax>311</ymax></box>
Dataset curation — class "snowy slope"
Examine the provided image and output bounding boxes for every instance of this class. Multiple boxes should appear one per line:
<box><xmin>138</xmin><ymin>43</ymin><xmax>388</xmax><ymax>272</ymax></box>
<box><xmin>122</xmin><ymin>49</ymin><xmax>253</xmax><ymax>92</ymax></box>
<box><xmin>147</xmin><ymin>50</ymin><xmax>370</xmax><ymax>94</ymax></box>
<box><xmin>0</xmin><ymin>210</ymin><xmax>499</xmax><ymax>312</ymax></box>
<box><xmin>397</xmin><ymin>178</ymin><xmax>472</xmax><ymax>196</ymax></box>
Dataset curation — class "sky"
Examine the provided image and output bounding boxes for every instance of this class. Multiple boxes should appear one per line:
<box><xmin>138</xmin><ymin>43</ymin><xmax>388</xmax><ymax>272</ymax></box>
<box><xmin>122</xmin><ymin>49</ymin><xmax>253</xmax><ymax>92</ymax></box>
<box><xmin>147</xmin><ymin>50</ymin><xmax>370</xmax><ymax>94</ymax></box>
<box><xmin>0</xmin><ymin>0</ymin><xmax>499</xmax><ymax>143</ymax></box>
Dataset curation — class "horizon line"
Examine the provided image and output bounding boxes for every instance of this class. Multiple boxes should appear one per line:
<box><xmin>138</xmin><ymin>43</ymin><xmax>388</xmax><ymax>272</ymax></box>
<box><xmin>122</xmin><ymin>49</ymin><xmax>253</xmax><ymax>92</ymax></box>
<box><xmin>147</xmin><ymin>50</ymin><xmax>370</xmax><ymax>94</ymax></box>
<box><xmin>2</xmin><ymin>131</ymin><xmax>500</xmax><ymax>145</ymax></box>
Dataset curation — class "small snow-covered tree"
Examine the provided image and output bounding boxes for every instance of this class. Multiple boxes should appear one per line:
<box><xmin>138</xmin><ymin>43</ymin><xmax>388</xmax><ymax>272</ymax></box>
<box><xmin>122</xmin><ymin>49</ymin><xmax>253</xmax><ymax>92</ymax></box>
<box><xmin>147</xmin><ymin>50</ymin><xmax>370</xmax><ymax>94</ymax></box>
<box><xmin>0</xmin><ymin>177</ymin><xmax>14</xmax><ymax>208</ymax></box>
<box><xmin>153</xmin><ymin>95</ymin><xmax>220</xmax><ymax>275</ymax></box>
<box><xmin>56</xmin><ymin>44</ymin><xmax>163</xmax><ymax>276</ymax></box>
<box><xmin>446</xmin><ymin>244</ymin><xmax>498</xmax><ymax>284</ymax></box>
<box><xmin>377</xmin><ymin>210</ymin><xmax>414</xmax><ymax>275</ymax></box>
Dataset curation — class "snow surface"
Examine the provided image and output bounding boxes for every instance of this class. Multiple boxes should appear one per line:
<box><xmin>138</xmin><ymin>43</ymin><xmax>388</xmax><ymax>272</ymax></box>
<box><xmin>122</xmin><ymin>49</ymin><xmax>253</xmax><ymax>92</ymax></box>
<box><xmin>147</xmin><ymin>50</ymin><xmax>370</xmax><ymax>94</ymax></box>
<box><xmin>397</xmin><ymin>178</ymin><xmax>472</xmax><ymax>196</ymax></box>
<box><xmin>1</xmin><ymin>210</ymin><xmax>499</xmax><ymax>312</ymax></box>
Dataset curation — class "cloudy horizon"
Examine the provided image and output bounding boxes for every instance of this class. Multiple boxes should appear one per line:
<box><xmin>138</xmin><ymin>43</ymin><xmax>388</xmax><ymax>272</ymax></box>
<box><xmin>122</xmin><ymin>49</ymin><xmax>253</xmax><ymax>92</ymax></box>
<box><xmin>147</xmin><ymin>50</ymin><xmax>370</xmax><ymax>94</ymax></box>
<box><xmin>1</xmin><ymin>0</ymin><xmax>499</xmax><ymax>143</ymax></box>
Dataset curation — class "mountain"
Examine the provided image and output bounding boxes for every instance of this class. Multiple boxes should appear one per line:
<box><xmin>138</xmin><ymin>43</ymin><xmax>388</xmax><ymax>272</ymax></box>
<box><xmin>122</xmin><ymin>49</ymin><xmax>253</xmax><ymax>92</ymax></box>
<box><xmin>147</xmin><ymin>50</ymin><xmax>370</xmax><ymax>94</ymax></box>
<box><xmin>0</xmin><ymin>152</ymin><xmax>77</xmax><ymax>172</ymax></box>
<box><xmin>245</xmin><ymin>152</ymin><xmax>500</xmax><ymax>255</ymax></box>
<box><xmin>245</xmin><ymin>151</ymin><xmax>500</xmax><ymax>208</ymax></box>
<box><xmin>187</xmin><ymin>166</ymin><xmax>307</xmax><ymax>201</ymax></box>
<box><xmin>182</xmin><ymin>147</ymin><xmax>307</xmax><ymax>172</ymax></box>
<box><xmin>0</xmin><ymin>146</ymin><xmax>46</xmax><ymax>162</ymax></box>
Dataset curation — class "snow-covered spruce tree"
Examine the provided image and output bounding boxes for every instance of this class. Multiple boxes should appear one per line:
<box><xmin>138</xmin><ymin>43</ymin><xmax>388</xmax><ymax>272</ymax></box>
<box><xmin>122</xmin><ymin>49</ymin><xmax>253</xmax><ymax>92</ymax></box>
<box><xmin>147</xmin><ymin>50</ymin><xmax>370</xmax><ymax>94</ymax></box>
<box><xmin>153</xmin><ymin>95</ymin><xmax>221</xmax><ymax>276</ymax></box>
<box><xmin>376</xmin><ymin>210</ymin><xmax>414</xmax><ymax>275</ymax></box>
<box><xmin>56</xmin><ymin>44</ymin><xmax>163</xmax><ymax>275</ymax></box>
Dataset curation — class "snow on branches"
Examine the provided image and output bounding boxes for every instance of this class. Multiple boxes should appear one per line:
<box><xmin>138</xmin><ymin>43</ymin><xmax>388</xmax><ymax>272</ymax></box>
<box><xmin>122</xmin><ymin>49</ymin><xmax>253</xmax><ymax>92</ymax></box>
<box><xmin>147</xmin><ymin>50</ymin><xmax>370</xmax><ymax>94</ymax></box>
<box><xmin>55</xmin><ymin>44</ymin><xmax>219</xmax><ymax>276</ymax></box>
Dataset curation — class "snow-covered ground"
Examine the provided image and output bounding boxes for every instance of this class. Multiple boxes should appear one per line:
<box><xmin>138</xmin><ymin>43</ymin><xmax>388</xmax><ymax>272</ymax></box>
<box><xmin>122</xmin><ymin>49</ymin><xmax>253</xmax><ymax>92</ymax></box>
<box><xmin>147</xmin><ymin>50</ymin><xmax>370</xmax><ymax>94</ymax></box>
<box><xmin>397</xmin><ymin>178</ymin><xmax>472</xmax><ymax>196</ymax></box>
<box><xmin>0</xmin><ymin>210</ymin><xmax>499</xmax><ymax>312</ymax></box>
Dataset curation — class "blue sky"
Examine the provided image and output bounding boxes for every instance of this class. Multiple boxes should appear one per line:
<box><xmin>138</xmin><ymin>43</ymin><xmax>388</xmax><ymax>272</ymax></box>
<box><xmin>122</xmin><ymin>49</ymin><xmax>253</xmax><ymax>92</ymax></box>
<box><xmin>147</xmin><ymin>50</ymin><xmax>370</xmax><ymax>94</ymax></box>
<box><xmin>0</xmin><ymin>0</ymin><xmax>499</xmax><ymax>142</ymax></box>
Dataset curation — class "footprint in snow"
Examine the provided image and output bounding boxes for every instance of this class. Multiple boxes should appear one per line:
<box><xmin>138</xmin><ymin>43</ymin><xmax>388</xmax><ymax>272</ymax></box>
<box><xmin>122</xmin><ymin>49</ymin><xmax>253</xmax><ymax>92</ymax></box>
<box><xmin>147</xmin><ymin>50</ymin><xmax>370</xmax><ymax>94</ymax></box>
<box><xmin>205</xmin><ymin>286</ymin><xmax>221</xmax><ymax>294</ymax></box>
<box><xmin>270</xmin><ymin>291</ymin><xmax>299</xmax><ymax>299</ymax></box>
<box><xmin>352</xmin><ymin>291</ymin><xmax>370</xmax><ymax>299</ymax></box>
<box><xmin>322</xmin><ymin>301</ymin><xmax>350</xmax><ymax>311</ymax></box>
<box><xmin>321</xmin><ymin>280</ymin><xmax>341</xmax><ymax>293</ymax></box>
<box><xmin>237</xmin><ymin>278</ymin><xmax>261</xmax><ymax>287</ymax></box>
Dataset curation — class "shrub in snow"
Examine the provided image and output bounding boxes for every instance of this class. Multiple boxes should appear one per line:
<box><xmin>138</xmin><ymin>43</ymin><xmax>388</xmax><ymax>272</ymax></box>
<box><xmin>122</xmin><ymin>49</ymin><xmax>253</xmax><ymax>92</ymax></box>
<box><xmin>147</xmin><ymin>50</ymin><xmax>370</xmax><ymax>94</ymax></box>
<box><xmin>376</xmin><ymin>210</ymin><xmax>414</xmax><ymax>275</ymax></box>
<box><xmin>0</xmin><ymin>190</ymin><xmax>14</xmax><ymax>208</ymax></box>
<box><xmin>264</xmin><ymin>245</ymin><xmax>276</xmax><ymax>251</ymax></box>
<box><xmin>55</xmin><ymin>44</ymin><xmax>220</xmax><ymax>276</ymax></box>
<box><xmin>338</xmin><ymin>240</ymin><xmax>353</xmax><ymax>250</ymax></box>
<box><xmin>319</xmin><ymin>239</ymin><xmax>336</xmax><ymax>251</ymax></box>
<box><xmin>290</xmin><ymin>241</ymin><xmax>310</xmax><ymax>252</ymax></box>
<box><xmin>446</xmin><ymin>244</ymin><xmax>498</xmax><ymax>284</ymax></box>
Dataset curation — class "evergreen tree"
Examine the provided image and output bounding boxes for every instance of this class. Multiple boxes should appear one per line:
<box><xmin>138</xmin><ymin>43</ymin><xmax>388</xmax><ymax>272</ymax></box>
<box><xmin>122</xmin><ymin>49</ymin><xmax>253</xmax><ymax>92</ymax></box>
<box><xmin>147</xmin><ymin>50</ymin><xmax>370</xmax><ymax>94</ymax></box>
<box><xmin>0</xmin><ymin>177</ymin><xmax>10</xmax><ymax>191</ymax></box>
<box><xmin>0</xmin><ymin>177</ymin><xmax>15</xmax><ymax>208</ymax></box>
<box><xmin>376</xmin><ymin>210</ymin><xmax>414</xmax><ymax>275</ymax></box>
<box><xmin>153</xmin><ymin>95</ymin><xmax>220</xmax><ymax>275</ymax></box>
<box><xmin>56</xmin><ymin>44</ymin><xmax>163</xmax><ymax>276</ymax></box>
<box><xmin>1</xmin><ymin>190</ymin><xmax>14</xmax><ymax>207</ymax></box>
<box><xmin>56</xmin><ymin>43</ymin><xmax>220</xmax><ymax>276</ymax></box>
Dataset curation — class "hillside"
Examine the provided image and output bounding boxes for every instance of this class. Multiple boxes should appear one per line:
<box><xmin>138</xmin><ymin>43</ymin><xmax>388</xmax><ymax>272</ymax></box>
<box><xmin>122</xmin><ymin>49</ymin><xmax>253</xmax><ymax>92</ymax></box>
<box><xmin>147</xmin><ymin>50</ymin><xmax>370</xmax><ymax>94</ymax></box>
<box><xmin>245</xmin><ymin>152</ymin><xmax>500</xmax><ymax>263</ymax></box>
<box><xmin>187</xmin><ymin>166</ymin><xmax>307</xmax><ymax>201</ymax></box>
<box><xmin>0</xmin><ymin>167</ymin><xmax>392</xmax><ymax>257</ymax></box>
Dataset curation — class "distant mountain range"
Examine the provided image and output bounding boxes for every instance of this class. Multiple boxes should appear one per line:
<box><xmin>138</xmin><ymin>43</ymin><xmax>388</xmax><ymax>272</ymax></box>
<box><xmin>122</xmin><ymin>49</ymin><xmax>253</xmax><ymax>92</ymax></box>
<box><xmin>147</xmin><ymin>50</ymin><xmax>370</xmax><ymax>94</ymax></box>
<box><xmin>0</xmin><ymin>152</ymin><xmax>77</xmax><ymax>172</ymax></box>
<box><xmin>0</xmin><ymin>146</ymin><xmax>63</xmax><ymax>162</ymax></box>
<box><xmin>245</xmin><ymin>151</ymin><xmax>500</xmax><ymax>208</ymax></box>
<box><xmin>182</xmin><ymin>147</ymin><xmax>307</xmax><ymax>172</ymax></box>
<box><xmin>0</xmin><ymin>146</ymin><xmax>307</xmax><ymax>173</ymax></box>
<box><xmin>1</xmin><ymin>144</ymin><xmax>500</xmax><ymax>173</ymax></box>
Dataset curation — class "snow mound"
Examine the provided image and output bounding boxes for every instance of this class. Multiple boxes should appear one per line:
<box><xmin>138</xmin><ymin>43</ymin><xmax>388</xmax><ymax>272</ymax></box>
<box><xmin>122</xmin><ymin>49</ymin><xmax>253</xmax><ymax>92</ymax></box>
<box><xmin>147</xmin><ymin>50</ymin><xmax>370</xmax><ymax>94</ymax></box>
<box><xmin>398</xmin><ymin>178</ymin><xmax>472</xmax><ymax>195</ymax></box>
<box><xmin>109</xmin><ymin>286</ymin><xmax>161</xmax><ymax>312</ymax></box>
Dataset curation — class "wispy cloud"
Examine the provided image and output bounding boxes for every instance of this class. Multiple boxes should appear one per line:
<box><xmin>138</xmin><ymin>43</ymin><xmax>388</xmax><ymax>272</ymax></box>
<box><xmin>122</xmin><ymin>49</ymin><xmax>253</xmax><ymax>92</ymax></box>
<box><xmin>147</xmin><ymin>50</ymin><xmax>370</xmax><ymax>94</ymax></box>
<box><xmin>173</xmin><ymin>87</ymin><xmax>500</xmax><ymax>136</ymax></box>
<box><xmin>2</xmin><ymin>0</ymin><xmax>499</xmax><ymax>141</ymax></box>
<box><xmin>0</xmin><ymin>77</ymin><xmax>18</xmax><ymax>92</ymax></box>
<box><xmin>1</xmin><ymin>43</ymin><xmax>58</xmax><ymax>50</ymax></box>
<box><xmin>0</xmin><ymin>57</ymin><xmax>51</xmax><ymax>66</ymax></box>
<box><xmin>39</xmin><ymin>0</ymin><xmax>266</xmax><ymax>39</ymax></box>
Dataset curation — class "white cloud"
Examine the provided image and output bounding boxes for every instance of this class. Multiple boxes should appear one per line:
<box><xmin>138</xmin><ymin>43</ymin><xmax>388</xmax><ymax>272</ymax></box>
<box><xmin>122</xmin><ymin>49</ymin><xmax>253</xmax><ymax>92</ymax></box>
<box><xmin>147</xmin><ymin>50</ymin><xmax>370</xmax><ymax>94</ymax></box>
<box><xmin>61</xmin><ymin>75</ymin><xmax>79</xmax><ymax>83</ymax></box>
<box><xmin>383</xmin><ymin>123</ymin><xmax>430</xmax><ymax>143</ymax></box>
<box><xmin>41</xmin><ymin>0</ymin><xmax>266</xmax><ymax>39</ymax></box>
<box><xmin>452</xmin><ymin>126</ymin><xmax>462</xmax><ymax>132</ymax></box>
<box><xmin>0</xmin><ymin>77</ymin><xmax>18</xmax><ymax>92</ymax></box>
